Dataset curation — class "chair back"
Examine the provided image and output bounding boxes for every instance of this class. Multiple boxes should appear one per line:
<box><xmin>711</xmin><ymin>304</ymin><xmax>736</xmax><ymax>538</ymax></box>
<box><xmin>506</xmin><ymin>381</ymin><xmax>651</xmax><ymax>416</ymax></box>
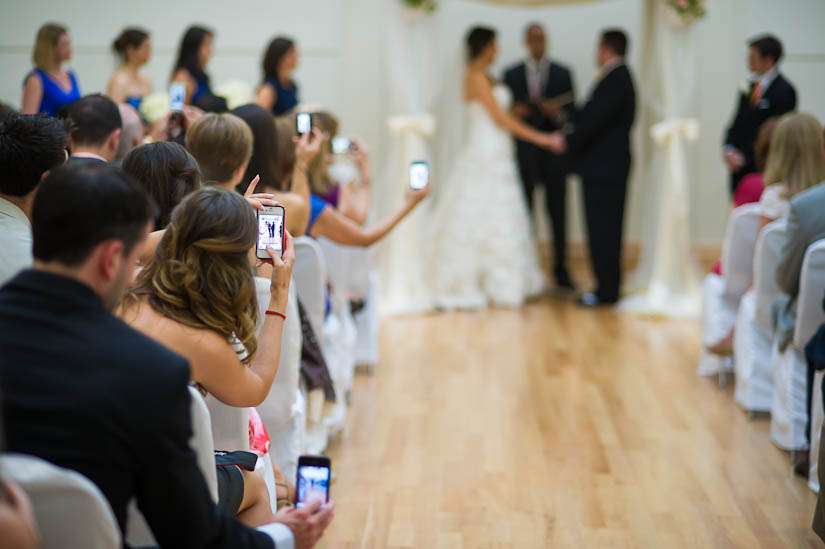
<box><xmin>793</xmin><ymin>239</ymin><xmax>825</xmax><ymax>350</ymax></box>
<box><xmin>721</xmin><ymin>203</ymin><xmax>762</xmax><ymax>300</ymax></box>
<box><xmin>1</xmin><ymin>453</ymin><xmax>121</xmax><ymax>549</ymax></box>
<box><xmin>293</xmin><ymin>236</ymin><xmax>327</xmax><ymax>337</ymax></box>
<box><xmin>753</xmin><ymin>219</ymin><xmax>788</xmax><ymax>334</ymax></box>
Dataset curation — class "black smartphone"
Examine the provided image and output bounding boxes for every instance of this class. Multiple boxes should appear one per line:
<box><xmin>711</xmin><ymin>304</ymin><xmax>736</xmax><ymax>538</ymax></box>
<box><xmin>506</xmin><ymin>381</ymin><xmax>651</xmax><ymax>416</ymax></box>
<box><xmin>296</xmin><ymin>112</ymin><xmax>312</xmax><ymax>136</ymax></box>
<box><xmin>256</xmin><ymin>205</ymin><xmax>285</xmax><ymax>260</ymax></box>
<box><xmin>295</xmin><ymin>455</ymin><xmax>331</xmax><ymax>508</ymax></box>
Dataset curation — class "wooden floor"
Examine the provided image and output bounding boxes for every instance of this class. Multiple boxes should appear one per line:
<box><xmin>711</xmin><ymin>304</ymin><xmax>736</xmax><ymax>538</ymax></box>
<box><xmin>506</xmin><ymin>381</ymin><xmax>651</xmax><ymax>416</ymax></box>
<box><xmin>321</xmin><ymin>297</ymin><xmax>823</xmax><ymax>548</ymax></box>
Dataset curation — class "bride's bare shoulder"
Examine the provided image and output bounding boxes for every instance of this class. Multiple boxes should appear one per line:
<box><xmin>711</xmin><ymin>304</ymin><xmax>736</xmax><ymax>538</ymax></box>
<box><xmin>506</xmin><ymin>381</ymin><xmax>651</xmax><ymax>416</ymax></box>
<box><xmin>464</xmin><ymin>69</ymin><xmax>491</xmax><ymax>100</ymax></box>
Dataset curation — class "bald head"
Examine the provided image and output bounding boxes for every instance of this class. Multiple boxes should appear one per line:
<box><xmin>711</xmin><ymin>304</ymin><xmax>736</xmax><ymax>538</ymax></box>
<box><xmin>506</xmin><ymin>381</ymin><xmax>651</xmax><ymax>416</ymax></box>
<box><xmin>116</xmin><ymin>104</ymin><xmax>143</xmax><ymax>162</ymax></box>
<box><xmin>525</xmin><ymin>23</ymin><xmax>546</xmax><ymax>61</ymax></box>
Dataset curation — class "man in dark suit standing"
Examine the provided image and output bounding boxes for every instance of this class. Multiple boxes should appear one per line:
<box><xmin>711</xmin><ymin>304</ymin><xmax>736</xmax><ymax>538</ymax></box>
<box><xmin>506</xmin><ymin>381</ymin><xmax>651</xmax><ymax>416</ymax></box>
<box><xmin>723</xmin><ymin>34</ymin><xmax>796</xmax><ymax>194</ymax></box>
<box><xmin>0</xmin><ymin>163</ymin><xmax>333</xmax><ymax>548</ymax></box>
<box><xmin>549</xmin><ymin>29</ymin><xmax>636</xmax><ymax>307</ymax></box>
<box><xmin>503</xmin><ymin>23</ymin><xmax>576</xmax><ymax>290</ymax></box>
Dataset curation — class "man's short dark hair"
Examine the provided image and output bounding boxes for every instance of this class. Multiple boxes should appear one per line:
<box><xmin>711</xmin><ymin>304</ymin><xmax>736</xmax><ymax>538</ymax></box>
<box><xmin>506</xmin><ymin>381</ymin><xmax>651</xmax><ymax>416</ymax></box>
<box><xmin>749</xmin><ymin>34</ymin><xmax>783</xmax><ymax>64</ymax></box>
<box><xmin>0</xmin><ymin>113</ymin><xmax>68</xmax><ymax>197</ymax></box>
<box><xmin>601</xmin><ymin>29</ymin><xmax>628</xmax><ymax>57</ymax></box>
<box><xmin>32</xmin><ymin>163</ymin><xmax>157</xmax><ymax>266</ymax></box>
<box><xmin>62</xmin><ymin>94</ymin><xmax>122</xmax><ymax>147</ymax></box>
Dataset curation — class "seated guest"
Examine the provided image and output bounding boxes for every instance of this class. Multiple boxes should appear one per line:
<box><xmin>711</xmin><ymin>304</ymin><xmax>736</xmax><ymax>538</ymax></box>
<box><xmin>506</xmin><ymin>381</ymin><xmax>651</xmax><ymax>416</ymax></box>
<box><xmin>233</xmin><ymin>104</ymin><xmax>323</xmax><ymax>236</ymax></box>
<box><xmin>107</xmin><ymin>28</ymin><xmax>152</xmax><ymax>110</ymax></box>
<box><xmin>21</xmin><ymin>23</ymin><xmax>80</xmax><ymax>117</ymax></box>
<box><xmin>0</xmin><ymin>103</ymin><xmax>15</xmax><ymax>123</ymax></box>
<box><xmin>172</xmin><ymin>26</ymin><xmax>227</xmax><ymax>112</ymax></box>
<box><xmin>122</xmin><ymin>141</ymin><xmax>201</xmax><ymax>230</ymax></box>
<box><xmin>62</xmin><ymin>94</ymin><xmax>122</xmax><ymax>164</ymax></box>
<box><xmin>186</xmin><ymin>112</ymin><xmax>253</xmax><ymax>191</ymax></box>
<box><xmin>256</xmin><ymin>37</ymin><xmax>299</xmax><ymax>116</ymax></box>
<box><xmin>0</xmin><ymin>163</ymin><xmax>333</xmax><ymax>548</ymax></box>
<box><xmin>114</xmin><ymin>103</ymin><xmax>143</xmax><ymax>165</ymax></box>
<box><xmin>0</xmin><ymin>470</ymin><xmax>39</xmax><ymax>549</ymax></box>
<box><xmin>0</xmin><ymin>113</ymin><xmax>68</xmax><ymax>285</ymax></box>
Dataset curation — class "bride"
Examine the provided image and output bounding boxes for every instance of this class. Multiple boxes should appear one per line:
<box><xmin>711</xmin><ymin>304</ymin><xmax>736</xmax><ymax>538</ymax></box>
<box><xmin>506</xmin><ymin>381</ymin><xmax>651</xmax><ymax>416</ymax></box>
<box><xmin>429</xmin><ymin>27</ymin><xmax>560</xmax><ymax>310</ymax></box>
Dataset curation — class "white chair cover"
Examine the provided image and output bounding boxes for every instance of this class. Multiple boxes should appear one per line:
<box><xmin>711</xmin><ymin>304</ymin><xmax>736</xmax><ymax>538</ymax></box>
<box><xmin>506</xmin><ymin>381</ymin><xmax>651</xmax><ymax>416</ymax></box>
<box><xmin>810</xmin><ymin>370</ymin><xmax>824</xmax><ymax>493</ymax></box>
<box><xmin>733</xmin><ymin>220</ymin><xmax>788</xmax><ymax>411</ymax></box>
<box><xmin>354</xmin><ymin>271</ymin><xmax>380</xmax><ymax>368</ymax></box>
<box><xmin>126</xmin><ymin>386</ymin><xmax>218</xmax><ymax>547</ymax></box>
<box><xmin>292</xmin><ymin>237</ymin><xmax>327</xmax><ymax>338</ymax></box>
<box><xmin>697</xmin><ymin>204</ymin><xmax>762</xmax><ymax>375</ymax></box>
<box><xmin>1</xmin><ymin>453</ymin><xmax>121</xmax><ymax>549</ymax></box>
<box><xmin>771</xmin><ymin>240</ymin><xmax>825</xmax><ymax>450</ymax></box>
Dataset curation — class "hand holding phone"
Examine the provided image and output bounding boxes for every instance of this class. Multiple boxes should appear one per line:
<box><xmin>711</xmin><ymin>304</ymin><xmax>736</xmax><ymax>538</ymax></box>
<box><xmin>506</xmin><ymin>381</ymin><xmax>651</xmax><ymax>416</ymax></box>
<box><xmin>256</xmin><ymin>205</ymin><xmax>286</xmax><ymax>260</ymax></box>
<box><xmin>409</xmin><ymin>161</ymin><xmax>429</xmax><ymax>190</ymax></box>
<box><xmin>296</xmin><ymin>112</ymin><xmax>312</xmax><ymax>136</ymax></box>
<box><xmin>296</xmin><ymin>455</ymin><xmax>331</xmax><ymax>508</ymax></box>
<box><xmin>332</xmin><ymin>136</ymin><xmax>353</xmax><ymax>155</ymax></box>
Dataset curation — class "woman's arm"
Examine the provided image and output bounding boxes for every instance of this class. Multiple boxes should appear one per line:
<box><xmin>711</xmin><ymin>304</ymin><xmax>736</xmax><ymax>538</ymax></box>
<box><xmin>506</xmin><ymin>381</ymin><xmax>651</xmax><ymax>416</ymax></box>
<box><xmin>20</xmin><ymin>74</ymin><xmax>43</xmax><ymax>115</ymax></box>
<box><xmin>469</xmin><ymin>72</ymin><xmax>553</xmax><ymax>148</ymax></box>
<box><xmin>107</xmin><ymin>71</ymin><xmax>127</xmax><ymax>104</ymax></box>
<box><xmin>310</xmin><ymin>188</ymin><xmax>427</xmax><ymax>247</ymax></box>
<box><xmin>256</xmin><ymin>83</ymin><xmax>277</xmax><ymax>111</ymax></box>
<box><xmin>337</xmin><ymin>138</ymin><xmax>371</xmax><ymax>225</ymax></box>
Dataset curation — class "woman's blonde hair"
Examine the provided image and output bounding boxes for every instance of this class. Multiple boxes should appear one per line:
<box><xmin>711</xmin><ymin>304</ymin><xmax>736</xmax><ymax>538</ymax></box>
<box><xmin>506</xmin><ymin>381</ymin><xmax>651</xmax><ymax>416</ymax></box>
<box><xmin>763</xmin><ymin>112</ymin><xmax>825</xmax><ymax>199</ymax></box>
<box><xmin>306</xmin><ymin>111</ymin><xmax>339</xmax><ymax>196</ymax></box>
<box><xmin>32</xmin><ymin>23</ymin><xmax>67</xmax><ymax>69</ymax></box>
<box><xmin>129</xmin><ymin>187</ymin><xmax>259</xmax><ymax>363</ymax></box>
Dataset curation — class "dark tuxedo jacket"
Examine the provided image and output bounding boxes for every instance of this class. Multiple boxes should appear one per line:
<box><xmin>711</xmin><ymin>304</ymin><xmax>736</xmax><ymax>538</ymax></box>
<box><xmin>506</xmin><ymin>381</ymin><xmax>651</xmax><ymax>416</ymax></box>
<box><xmin>503</xmin><ymin>60</ymin><xmax>575</xmax><ymax>134</ymax></box>
<box><xmin>566</xmin><ymin>63</ymin><xmax>636</xmax><ymax>180</ymax></box>
<box><xmin>724</xmin><ymin>72</ymin><xmax>796</xmax><ymax>171</ymax></box>
<box><xmin>0</xmin><ymin>270</ymin><xmax>276</xmax><ymax>549</ymax></box>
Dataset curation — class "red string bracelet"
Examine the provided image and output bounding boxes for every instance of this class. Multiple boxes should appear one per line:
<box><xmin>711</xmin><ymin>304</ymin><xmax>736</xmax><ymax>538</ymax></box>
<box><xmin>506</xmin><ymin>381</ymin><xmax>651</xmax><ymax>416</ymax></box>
<box><xmin>265</xmin><ymin>310</ymin><xmax>286</xmax><ymax>320</ymax></box>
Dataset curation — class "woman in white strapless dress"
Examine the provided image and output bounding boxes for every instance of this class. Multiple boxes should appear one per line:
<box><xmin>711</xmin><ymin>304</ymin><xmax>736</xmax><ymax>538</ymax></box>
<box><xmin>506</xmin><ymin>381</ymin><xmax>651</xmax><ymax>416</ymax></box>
<box><xmin>429</xmin><ymin>27</ymin><xmax>561</xmax><ymax>310</ymax></box>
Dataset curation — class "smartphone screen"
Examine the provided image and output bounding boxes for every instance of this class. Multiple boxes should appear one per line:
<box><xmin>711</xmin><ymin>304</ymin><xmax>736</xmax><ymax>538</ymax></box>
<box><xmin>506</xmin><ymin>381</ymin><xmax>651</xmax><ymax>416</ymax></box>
<box><xmin>256</xmin><ymin>206</ymin><xmax>284</xmax><ymax>259</ymax></box>
<box><xmin>296</xmin><ymin>461</ymin><xmax>330</xmax><ymax>508</ymax></box>
<box><xmin>296</xmin><ymin>112</ymin><xmax>312</xmax><ymax>135</ymax></box>
<box><xmin>332</xmin><ymin>136</ymin><xmax>351</xmax><ymax>155</ymax></box>
<box><xmin>169</xmin><ymin>83</ymin><xmax>187</xmax><ymax>112</ymax></box>
<box><xmin>409</xmin><ymin>161</ymin><xmax>429</xmax><ymax>190</ymax></box>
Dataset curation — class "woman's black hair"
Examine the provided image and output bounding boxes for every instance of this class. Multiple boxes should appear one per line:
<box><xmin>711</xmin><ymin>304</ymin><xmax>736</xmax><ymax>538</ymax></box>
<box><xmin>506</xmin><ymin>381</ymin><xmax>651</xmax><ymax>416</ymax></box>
<box><xmin>262</xmin><ymin>37</ymin><xmax>296</xmax><ymax>81</ymax></box>
<box><xmin>466</xmin><ymin>26</ymin><xmax>496</xmax><ymax>61</ymax></box>
<box><xmin>231</xmin><ymin>104</ymin><xmax>280</xmax><ymax>194</ymax></box>
<box><xmin>172</xmin><ymin>25</ymin><xmax>212</xmax><ymax>83</ymax></box>
<box><xmin>112</xmin><ymin>27</ymin><xmax>149</xmax><ymax>59</ymax></box>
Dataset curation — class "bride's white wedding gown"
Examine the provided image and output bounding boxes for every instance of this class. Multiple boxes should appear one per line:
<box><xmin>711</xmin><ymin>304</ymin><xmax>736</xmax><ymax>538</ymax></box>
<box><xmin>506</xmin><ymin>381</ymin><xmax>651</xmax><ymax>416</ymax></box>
<box><xmin>429</xmin><ymin>84</ymin><xmax>545</xmax><ymax>310</ymax></box>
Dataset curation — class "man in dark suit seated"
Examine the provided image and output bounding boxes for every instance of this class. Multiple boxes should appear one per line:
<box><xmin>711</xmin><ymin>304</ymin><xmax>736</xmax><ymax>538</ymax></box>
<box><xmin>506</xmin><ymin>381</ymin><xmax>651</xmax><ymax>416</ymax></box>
<box><xmin>504</xmin><ymin>23</ymin><xmax>576</xmax><ymax>291</ymax></box>
<box><xmin>60</xmin><ymin>94</ymin><xmax>122</xmax><ymax>165</ymax></box>
<box><xmin>0</xmin><ymin>163</ymin><xmax>333</xmax><ymax>548</ymax></box>
<box><xmin>723</xmin><ymin>34</ymin><xmax>796</xmax><ymax>194</ymax></box>
<box><xmin>548</xmin><ymin>29</ymin><xmax>636</xmax><ymax>307</ymax></box>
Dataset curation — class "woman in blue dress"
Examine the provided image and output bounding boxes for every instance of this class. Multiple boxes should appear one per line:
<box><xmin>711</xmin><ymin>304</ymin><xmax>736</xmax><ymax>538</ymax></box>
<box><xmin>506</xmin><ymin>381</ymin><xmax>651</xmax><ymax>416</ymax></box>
<box><xmin>171</xmin><ymin>26</ymin><xmax>226</xmax><ymax>112</ymax></box>
<box><xmin>107</xmin><ymin>28</ymin><xmax>152</xmax><ymax>112</ymax></box>
<box><xmin>21</xmin><ymin>23</ymin><xmax>81</xmax><ymax>116</ymax></box>
<box><xmin>256</xmin><ymin>37</ymin><xmax>300</xmax><ymax>116</ymax></box>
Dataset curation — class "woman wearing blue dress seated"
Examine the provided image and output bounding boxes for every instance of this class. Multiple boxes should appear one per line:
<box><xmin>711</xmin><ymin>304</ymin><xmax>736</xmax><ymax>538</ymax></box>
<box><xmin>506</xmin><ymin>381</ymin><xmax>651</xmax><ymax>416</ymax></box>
<box><xmin>107</xmin><ymin>28</ymin><xmax>151</xmax><ymax>112</ymax></box>
<box><xmin>21</xmin><ymin>23</ymin><xmax>81</xmax><ymax>116</ymax></box>
<box><xmin>171</xmin><ymin>26</ymin><xmax>227</xmax><ymax>113</ymax></box>
<box><xmin>256</xmin><ymin>37</ymin><xmax>300</xmax><ymax>116</ymax></box>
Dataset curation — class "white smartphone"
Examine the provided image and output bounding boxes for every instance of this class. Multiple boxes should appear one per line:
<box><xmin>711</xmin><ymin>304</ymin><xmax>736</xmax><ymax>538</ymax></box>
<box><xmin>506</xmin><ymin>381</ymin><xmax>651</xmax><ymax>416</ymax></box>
<box><xmin>332</xmin><ymin>136</ymin><xmax>353</xmax><ymax>155</ymax></box>
<box><xmin>296</xmin><ymin>112</ymin><xmax>312</xmax><ymax>135</ymax></box>
<box><xmin>256</xmin><ymin>205</ymin><xmax>285</xmax><ymax>260</ymax></box>
<box><xmin>295</xmin><ymin>455</ymin><xmax>331</xmax><ymax>508</ymax></box>
<box><xmin>169</xmin><ymin>83</ymin><xmax>187</xmax><ymax>112</ymax></box>
<box><xmin>409</xmin><ymin>161</ymin><xmax>429</xmax><ymax>190</ymax></box>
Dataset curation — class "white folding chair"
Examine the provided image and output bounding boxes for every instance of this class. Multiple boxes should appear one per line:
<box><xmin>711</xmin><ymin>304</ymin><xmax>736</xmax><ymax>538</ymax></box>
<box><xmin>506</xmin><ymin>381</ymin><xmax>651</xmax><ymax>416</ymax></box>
<box><xmin>126</xmin><ymin>386</ymin><xmax>218</xmax><ymax>547</ymax></box>
<box><xmin>811</xmin><ymin>369</ymin><xmax>825</xmax><ymax>493</ymax></box>
<box><xmin>1</xmin><ymin>453</ymin><xmax>121</xmax><ymax>549</ymax></box>
<box><xmin>771</xmin><ymin>239</ymin><xmax>825</xmax><ymax>451</ymax></box>
<box><xmin>698</xmin><ymin>204</ymin><xmax>762</xmax><ymax>376</ymax></box>
<box><xmin>733</xmin><ymin>219</ymin><xmax>788</xmax><ymax>413</ymax></box>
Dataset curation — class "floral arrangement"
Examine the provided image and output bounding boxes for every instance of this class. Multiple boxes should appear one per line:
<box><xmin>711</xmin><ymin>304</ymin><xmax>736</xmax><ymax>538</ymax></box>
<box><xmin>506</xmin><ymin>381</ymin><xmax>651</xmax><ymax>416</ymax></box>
<box><xmin>401</xmin><ymin>0</ymin><xmax>437</xmax><ymax>13</ymax></box>
<box><xmin>666</xmin><ymin>0</ymin><xmax>707</xmax><ymax>25</ymax></box>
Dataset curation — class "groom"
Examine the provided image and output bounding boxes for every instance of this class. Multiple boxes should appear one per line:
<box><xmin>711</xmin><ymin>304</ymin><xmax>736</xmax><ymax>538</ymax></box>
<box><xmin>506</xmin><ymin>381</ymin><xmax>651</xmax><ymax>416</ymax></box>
<box><xmin>504</xmin><ymin>23</ymin><xmax>576</xmax><ymax>291</ymax></box>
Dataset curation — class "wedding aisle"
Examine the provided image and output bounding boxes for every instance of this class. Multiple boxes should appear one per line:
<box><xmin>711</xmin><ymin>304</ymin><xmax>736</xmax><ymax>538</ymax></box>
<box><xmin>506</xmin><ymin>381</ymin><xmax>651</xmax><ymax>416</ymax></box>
<box><xmin>321</xmin><ymin>298</ymin><xmax>819</xmax><ymax>548</ymax></box>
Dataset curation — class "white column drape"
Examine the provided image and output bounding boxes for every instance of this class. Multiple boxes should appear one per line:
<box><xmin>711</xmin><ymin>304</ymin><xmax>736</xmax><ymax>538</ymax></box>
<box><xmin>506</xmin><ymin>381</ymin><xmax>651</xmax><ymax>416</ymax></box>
<box><xmin>619</xmin><ymin>0</ymin><xmax>702</xmax><ymax>318</ymax></box>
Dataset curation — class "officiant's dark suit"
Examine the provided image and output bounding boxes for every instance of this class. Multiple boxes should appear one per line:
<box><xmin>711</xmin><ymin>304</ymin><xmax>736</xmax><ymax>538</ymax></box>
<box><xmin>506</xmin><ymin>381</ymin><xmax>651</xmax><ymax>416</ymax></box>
<box><xmin>504</xmin><ymin>27</ymin><xmax>576</xmax><ymax>288</ymax></box>
<box><xmin>564</xmin><ymin>31</ymin><xmax>636</xmax><ymax>306</ymax></box>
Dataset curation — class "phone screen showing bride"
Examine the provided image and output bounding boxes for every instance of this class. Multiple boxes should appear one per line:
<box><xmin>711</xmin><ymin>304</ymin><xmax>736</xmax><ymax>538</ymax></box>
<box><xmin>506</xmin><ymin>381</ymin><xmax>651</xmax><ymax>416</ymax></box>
<box><xmin>409</xmin><ymin>161</ymin><xmax>429</xmax><ymax>190</ymax></box>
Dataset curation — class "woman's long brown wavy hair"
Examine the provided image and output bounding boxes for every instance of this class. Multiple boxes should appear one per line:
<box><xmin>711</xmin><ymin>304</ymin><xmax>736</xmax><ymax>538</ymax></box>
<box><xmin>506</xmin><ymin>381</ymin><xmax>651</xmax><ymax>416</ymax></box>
<box><xmin>130</xmin><ymin>187</ymin><xmax>260</xmax><ymax>363</ymax></box>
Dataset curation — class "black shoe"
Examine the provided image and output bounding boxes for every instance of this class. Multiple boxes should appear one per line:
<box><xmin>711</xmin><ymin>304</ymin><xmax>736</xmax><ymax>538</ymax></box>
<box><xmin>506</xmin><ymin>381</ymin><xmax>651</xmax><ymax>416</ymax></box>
<box><xmin>554</xmin><ymin>270</ymin><xmax>575</xmax><ymax>292</ymax></box>
<box><xmin>793</xmin><ymin>455</ymin><xmax>810</xmax><ymax>478</ymax></box>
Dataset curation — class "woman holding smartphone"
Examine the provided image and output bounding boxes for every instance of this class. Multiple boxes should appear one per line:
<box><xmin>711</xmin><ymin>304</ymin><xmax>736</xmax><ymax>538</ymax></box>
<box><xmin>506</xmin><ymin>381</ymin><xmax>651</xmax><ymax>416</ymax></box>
<box><xmin>171</xmin><ymin>26</ymin><xmax>226</xmax><ymax>112</ymax></box>
<box><xmin>107</xmin><ymin>28</ymin><xmax>152</xmax><ymax>111</ymax></box>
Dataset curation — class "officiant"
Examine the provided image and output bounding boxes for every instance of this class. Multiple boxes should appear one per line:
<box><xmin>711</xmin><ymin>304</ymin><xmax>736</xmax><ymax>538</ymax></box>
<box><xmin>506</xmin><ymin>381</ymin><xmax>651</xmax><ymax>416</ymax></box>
<box><xmin>504</xmin><ymin>23</ymin><xmax>576</xmax><ymax>291</ymax></box>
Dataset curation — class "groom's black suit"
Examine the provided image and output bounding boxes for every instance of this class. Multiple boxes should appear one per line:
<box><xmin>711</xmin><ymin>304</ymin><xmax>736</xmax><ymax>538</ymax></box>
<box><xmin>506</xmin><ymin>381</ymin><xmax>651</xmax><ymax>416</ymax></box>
<box><xmin>566</xmin><ymin>62</ymin><xmax>636</xmax><ymax>303</ymax></box>
<box><xmin>504</xmin><ymin>59</ymin><xmax>575</xmax><ymax>282</ymax></box>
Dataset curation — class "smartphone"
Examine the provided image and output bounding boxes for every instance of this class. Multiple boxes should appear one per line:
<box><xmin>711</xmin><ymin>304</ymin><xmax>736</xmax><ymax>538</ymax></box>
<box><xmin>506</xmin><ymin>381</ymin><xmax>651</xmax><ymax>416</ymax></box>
<box><xmin>256</xmin><ymin>205</ymin><xmax>285</xmax><ymax>260</ymax></box>
<box><xmin>169</xmin><ymin>83</ymin><xmax>187</xmax><ymax>112</ymax></box>
<box><xmin>296</xmin><ymin>112</ymin><xmax>312</xmax><ymax>136</ymax></box>
<box><xmin>332</xmin><ymin>136</ymin><xmax>353</xmax><ymax>155</ymax></box>
<box><xmin>409</xmin><ymin>161</ymin><xmax>429</xmax><ymax>190</ymax></box>
<box><xmin>295</xmin><ymin>455</ymin><xmax>331</xmax><ymax>508</ymax></box>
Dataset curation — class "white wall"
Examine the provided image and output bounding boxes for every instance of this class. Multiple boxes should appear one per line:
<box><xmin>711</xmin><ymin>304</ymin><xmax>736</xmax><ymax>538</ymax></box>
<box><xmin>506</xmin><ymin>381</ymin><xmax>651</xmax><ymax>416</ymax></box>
<box><xmin>1</xmin><ymin>0</ymin><xmax>823</xmax><ymax>244</ymax></box>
